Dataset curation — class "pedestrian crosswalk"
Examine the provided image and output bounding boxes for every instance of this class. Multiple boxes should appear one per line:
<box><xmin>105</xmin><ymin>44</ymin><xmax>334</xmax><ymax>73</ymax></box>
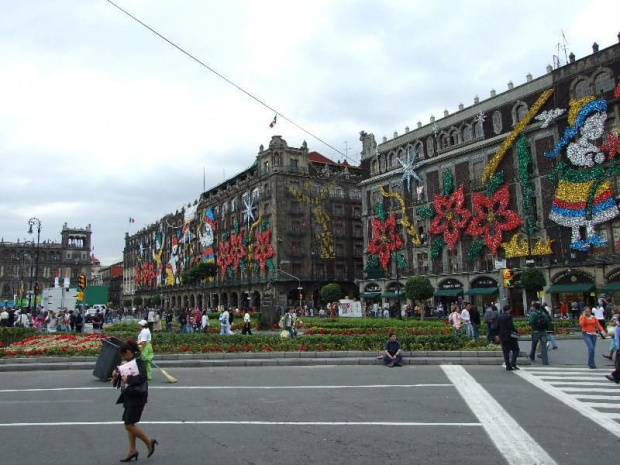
<box><xmin>515</xmin><ymin>367</ymin><xmax>620</xmax><ymax>439</ymax></box>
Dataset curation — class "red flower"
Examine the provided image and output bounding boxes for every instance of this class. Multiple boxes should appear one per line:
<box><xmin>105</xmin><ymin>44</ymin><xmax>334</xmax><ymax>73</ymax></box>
<box><xmin>429</xmin><ymin>184</ymin><xmax>471</xmax><ymax>250</ymax></box>
<box><xmin>229</xmin><ymin>231</ymin><xmax>247</xmax><ymax>270</ymax></box>
<box><xmin>253</xmin><ymin>228</ymin><xmax>275</xmax><ymax>270</ymax></box>
<box><xmin>217</xmin><ymin>240</ymin><xmax>232</xmax><ymax>275</ymax></box>
<box><xmin>367</xmin><ymin>214</ymin><xmax>404</xmax><ymax>270</ymax></box>
<box><xmin>466</xmin><ymin>184</ymin><xmax>523</xmax><ymax>254</ymax></box>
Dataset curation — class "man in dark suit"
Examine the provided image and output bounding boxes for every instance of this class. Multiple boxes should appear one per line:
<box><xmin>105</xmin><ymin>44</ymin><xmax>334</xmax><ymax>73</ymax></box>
<box><xmin>497</xmin><ymin>304</ymin><xmax>520</xmax><ymax>371</ymax></box>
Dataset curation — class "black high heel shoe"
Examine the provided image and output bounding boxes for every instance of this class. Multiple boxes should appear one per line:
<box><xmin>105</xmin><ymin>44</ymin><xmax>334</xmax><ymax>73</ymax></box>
<box><xmin>120</xmin><ymin>451</ymin><xmax>138</xmax><ymax>462</ymax></box>
<box><xmin>148</xmin><ymin>439</ymin><xmax>158</xmax><ymax>458</ymax></box>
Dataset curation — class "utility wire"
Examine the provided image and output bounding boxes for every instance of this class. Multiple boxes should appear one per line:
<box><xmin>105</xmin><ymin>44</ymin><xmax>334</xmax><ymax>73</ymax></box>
<box><xmin>107</xmin><ymin>0</ymin><xmax>356</xmax><ymax>164</ymax></box>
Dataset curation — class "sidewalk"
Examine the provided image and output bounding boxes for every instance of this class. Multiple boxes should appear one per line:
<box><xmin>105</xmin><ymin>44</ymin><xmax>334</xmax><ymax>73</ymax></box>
<box><xmin>1</xmin><ymin>335</ymin><xmax>613</xmax><ymax>372</ymax></box>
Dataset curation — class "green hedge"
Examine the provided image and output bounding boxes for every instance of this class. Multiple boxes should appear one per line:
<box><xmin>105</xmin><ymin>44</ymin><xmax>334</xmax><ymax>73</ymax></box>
<box><xmin>0</xmin><ymin>327</ymin><xmax>38</xmax><ymax>348</ymax></box>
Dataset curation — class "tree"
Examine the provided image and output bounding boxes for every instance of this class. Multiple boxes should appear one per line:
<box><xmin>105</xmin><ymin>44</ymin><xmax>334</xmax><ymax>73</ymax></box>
<box><xmin>520</xmin><ymin>268</ymin><xmax>546</xmax><ymax>307</ymax></box>
<box><xmin>320</xmin><ymin>283</ymin><xmax>342</xmax><ymax>306</ymax></box>
<box><xmin>182</xmin><ymin>262</ymin><xmax>218</xmax><ymax>284</ymax></box>
<box><xmin>405</xmin><ymin>276</ymin><xmax>435</xmax><ymax>320</ymax></box>
<box><xmin>144</xmin><ymin>297</ymin><xmax>153</xmax><ymax>307</ymax></box>
<box><xmin>133</xmin><ymin>296</ymin><xmax>143</xmax><ymax>306</ymax></box>
<box><xmin>152</xmin><ymin>295</ymin><xmax>162</xmax><ymax>306</ymax></box>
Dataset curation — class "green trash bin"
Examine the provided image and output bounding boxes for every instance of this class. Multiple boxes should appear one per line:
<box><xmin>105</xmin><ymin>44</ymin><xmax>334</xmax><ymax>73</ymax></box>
<box><xmin>93</xmin><ymin>336</ymin><xmax>123</xmax><ymax>381</ymax></box>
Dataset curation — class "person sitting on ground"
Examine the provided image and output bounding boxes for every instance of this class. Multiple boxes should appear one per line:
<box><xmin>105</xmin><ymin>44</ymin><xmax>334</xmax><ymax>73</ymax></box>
<box><xmin>381</xmin><ymin>332</ymin><xmax>403</xmax><ymax>367</ymax></box>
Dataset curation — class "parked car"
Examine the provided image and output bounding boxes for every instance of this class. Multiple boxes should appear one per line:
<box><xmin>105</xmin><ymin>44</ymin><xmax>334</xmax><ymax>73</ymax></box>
<box><xmin>84</xmin><ymin>309</ymin><xmax>99</xmax><ymax>324</ymax></box>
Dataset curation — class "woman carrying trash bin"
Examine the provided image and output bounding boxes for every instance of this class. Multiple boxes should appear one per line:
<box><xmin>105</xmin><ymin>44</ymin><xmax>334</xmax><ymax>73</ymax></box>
<box><xmin>137</xmin><ymin>320</ymin><xmax>154</xmax><ymax>380</ymax></box>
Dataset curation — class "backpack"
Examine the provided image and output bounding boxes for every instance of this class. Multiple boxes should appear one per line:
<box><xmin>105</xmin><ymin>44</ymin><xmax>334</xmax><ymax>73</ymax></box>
<box><xmin>532</xmin><ymin>311</ymin><xmax>548</xmax><ymax>331</ymax></box>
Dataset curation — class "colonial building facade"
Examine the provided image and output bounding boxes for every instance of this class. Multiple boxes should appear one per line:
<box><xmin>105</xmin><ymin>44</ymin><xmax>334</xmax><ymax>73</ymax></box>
<box><xmin>359</xmin><ymin>39</ymin><xmax>620</xmax><ymax>315</ymax></box>
<box><xmin>0</xmin><ymin>223</ymin><xmax>93</xmax><ymax>307</ymax></box>
<box><xmin>124</xmin><ymin>137</ymin><xmax>363</xmax><ymax>322</ymax></box>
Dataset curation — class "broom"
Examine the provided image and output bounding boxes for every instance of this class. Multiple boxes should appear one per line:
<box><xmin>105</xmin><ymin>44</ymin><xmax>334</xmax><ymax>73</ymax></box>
<box><xmin>151</xmin><ymin>361</ymin><xmax>178</xmax><ymax>384</ymax></box>
<box><xmin>107</xmin><ymin>340</ymin><xmax>178</xmax><ymax>384</ymax></box>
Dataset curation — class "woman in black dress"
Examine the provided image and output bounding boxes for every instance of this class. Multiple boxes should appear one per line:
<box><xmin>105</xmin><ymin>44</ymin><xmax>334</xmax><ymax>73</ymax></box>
<box><xmin>112</xmin><ymin>340</ymin><xmax>158</xmax><ymax>462</ymax></box>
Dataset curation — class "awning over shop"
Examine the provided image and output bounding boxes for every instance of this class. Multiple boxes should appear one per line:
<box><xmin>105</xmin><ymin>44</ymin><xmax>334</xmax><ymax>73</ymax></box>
<box><xmin>434</xmin><ymin>289</ymin><xmax>464</xmax><ymax>297</ymax></box>
<box><xmin>381</xmin><ymin>291</ymin><xmax>405</xmax><ymax>298</ymax></box>
<box><xmin>546</xmin><ymin>284</ymin><xmax>595</xmax><ymax>294</ymax></box>
<box><xmin>359</xmin><ymin>292</ymin><xmax>381</xmax><ymax>298</ymax></box>
<box><xmin>465</xmin><ymin>287</ymin><xmax>499</xmax><ymax>296</ymax></box>
<box><xmin>602</xmin><ymin>282</ymin><xmax>620</xmax><ymax>292</ymax></box>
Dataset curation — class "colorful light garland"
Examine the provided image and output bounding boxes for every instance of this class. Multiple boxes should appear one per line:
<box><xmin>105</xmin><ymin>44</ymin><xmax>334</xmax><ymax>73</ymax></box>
<box><xmin>516</xmin><ymin>135</ymin><xmax>536</xmax><ymax>236</ymax></box>
<box><xmin>379</xmin><ymin>186</ymin><xmax>421</xmax><ymax>245</ymax></box>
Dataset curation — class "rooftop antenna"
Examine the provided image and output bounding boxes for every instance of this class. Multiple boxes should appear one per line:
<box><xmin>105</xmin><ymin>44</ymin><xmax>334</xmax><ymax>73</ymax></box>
<box><xmin>555</xmin><ymin>30</ymin><xmax>570</xmax><ymax>67</ymax></box>
<box><xmin>343</xmin><ymin>141</ymin><xmax>351</xmax><ymax>163</ymax></box>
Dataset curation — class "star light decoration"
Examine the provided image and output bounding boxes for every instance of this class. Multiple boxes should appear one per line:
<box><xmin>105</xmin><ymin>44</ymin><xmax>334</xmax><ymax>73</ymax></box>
<box><xmin>466</xmin><ymin>184</ymin><xmax>523</xmax><ymax>254</ymax></box>
<box><xmin>367</xmin><ymin>213</ymin><xmax>404</xmax><ymax>270</ymax></box>
<box><xmin>242</xmin><ymin>194</ymin><xmax>257</xmax><ymax>228</ymax></box>
<box><xmin>534</xmin><ymin>108</ymin><xmax>566</xmax><ymax>128</ymax></box>
<box><xmin>429</xmin><ymin>184</ymin><xmax>471</xmax><ymax>250</ymax></box>
<box><xmin>397</xmin><ymin>146</ymin><xmax>422</xmax><ymax>192</ymax></box>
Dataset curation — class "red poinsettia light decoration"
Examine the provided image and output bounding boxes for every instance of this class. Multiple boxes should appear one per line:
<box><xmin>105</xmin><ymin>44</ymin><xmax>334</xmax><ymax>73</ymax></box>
<box><xmin>367</xmin><ymin>214</ymin><xmax>404</xmax><ymax>270</ymax></box>
<box><xmin>430</xmin><ymin>184</ymin><xmax>471</xmax><ymax>250</ymax></box>
<box><xmin>134</xmin><ymin>266</ymin><xmax>142</xmax><ymax>285</ymax></box>
<box><xmin>229</xmin><ymin>231</ymin><xmax>247</xmax><ymax>270</ymax></box>
<box><xmin>217</xmin><ymin>241</ymin><xmax>232</xmax><ymax>275</ymax></box>
<box><xmin>602</xmin><ymin>132</ymin><xmax>620</xmax><ymax>160</ymax></box>
<box><xmin>142</xmin><ymin>263</ymin><xmax>156</xmax><ymax>287</ymax></box>
<box><xmin>466</xmin><ymin>184</ymin><xmax>523</xmax><ymax>254</ymax></box>
<box><xmin>253</xmin><ymin>228</ymin><xmax>275</xmax><ymax>271</ymax></box>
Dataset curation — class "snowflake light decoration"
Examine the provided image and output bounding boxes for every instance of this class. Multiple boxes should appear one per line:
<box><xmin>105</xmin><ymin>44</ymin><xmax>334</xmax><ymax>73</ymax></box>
<box><xmin>242</xmin><ymin>194</ymin><xmax>258</xmax><ymax>228</ymax></box>
<box><xmin>535</xmin><ymin>108</ymin><xmax>566</xmax><ymax>128</ymax></box>
<box><xmin>397</xmin><ymin>146</ymin><xmax>422</xmax><ymax>192</ymax></box>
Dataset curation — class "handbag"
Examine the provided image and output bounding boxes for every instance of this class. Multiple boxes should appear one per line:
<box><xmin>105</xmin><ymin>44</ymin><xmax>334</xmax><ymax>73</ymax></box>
<box><xmin>510</xmin><ymin>331</ymin><xmax>520</xmax><ymax>339</ymax></box>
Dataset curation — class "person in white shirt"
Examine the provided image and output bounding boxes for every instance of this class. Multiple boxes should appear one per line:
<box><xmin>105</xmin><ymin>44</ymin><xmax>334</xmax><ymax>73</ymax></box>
<box><xmin>592</xmin><ymin>304</ymin><xmax>607</xmax><ymax>332</ymax></box>
<box><xmin>219</xmin><ymin>309</ymin><xmax>233</xmax><ymax>335</ymax></box>
<box><xmin>201</xmin><ymin>310</ymin><xmax>210</xmax><ymax>333</ymax></box>
<box><xmin>137</xmin><ymin>320</ymin><xmax>154</xmax><ymax>380</ymax></box>
<box><xmin>46</xmin><ymin>311</ymin><xmax>57</xmax><ymax>333</ymax></box>
<box><xmin>242</xmin><ymin>311</ymin><xmax>252</xmax><ymax>335</ymax></box>
<box><xmin>461</xmin><ymin>303</ymin><xmax>472</xmax><ymax>338</ymax></box>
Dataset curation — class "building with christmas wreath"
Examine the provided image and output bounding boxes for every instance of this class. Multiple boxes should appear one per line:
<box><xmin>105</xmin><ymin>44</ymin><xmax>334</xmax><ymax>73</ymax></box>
<box><xmin>123</xmin><ymin>136</ymin><xmax>363</xmax><ymax>322</ymax></box>
<box><xmin>358</xmin><ymin>37</ymin><xmax>620</xmax><ymax>316</ymax></box>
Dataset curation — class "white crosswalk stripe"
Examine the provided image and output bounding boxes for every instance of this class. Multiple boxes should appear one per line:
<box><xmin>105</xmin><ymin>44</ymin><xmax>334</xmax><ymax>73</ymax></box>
<box><xmin>515</xmin><ymin>367</ymin><xmax>620</xmax><ymax>439</ymax></box>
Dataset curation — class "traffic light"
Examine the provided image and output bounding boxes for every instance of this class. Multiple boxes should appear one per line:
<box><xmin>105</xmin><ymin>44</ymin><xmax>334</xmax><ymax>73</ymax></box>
<box><xmin>77</xmin><ymin>290</ymin><xmax>85</xmax><ymax>302</ymax></box>
<box><xmin>503</xmin><ymin>269</ymin><xmax>514</xmax><ymax>288</ymax></box>
<box><xmin>78</xmin><ymin>274</ymin><xmax>87</xmax><ymax>290</ymax></box>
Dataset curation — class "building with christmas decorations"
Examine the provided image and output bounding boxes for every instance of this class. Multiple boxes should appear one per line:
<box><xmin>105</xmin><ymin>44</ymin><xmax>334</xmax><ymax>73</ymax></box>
<box><xmin>0</xmin><ymin>223</ymin><xmax>94</xmax><ymax>308</ymax></box>
<box><xmin>124</xmin><ymin>136</ymin><xmax>363</xmax><ymax>322</ymax></box>
<box><xmin>358</xmin><ymin>37</ymin><xmax>620</xmax><ymax>316</ymax></box>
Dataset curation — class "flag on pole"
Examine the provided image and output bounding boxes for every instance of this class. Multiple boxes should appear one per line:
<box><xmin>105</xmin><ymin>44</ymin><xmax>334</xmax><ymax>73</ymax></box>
<box><xmin>129</xmin><ymin>217</ymin><xmax>136</xmax><ymax>223</ymax></box>
<box><xmin>269</xmin><ymin>115</ymin><xmax>277</xmax><ymax>128</ymax></box>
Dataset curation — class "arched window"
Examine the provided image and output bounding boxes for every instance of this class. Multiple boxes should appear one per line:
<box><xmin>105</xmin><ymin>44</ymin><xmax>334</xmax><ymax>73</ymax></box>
<box><xmin>426</xmin><ymin>137</ymin><xmax>434</xmax><ymax>157</ymax></box>
<box><xmin>593</xmin><ymin>71</ymin><xmax>614</xmax><ymax>94</ymax></box>
<box><xmin>462</xmin><ymin>124</ymin><xmax>473</xmax><ymax>142</ymax></box>
<box><xmin>474</xmin><ymin>120</ymin><xmax>484</xmax><ymax>138</ymax></box>
<box><xmin>450</xmin><ymin>128</ymin><xmax>460</xmax><ymax>145</ymax></box>
<box><xmin>440</xmin><ymin>133</ymin><xmax>450</xmax><ymax>150</ymax></box>
<box><xmin>414</xmin><ymin>141</ymin><xmax>424</xmax><ymax>159</ymax></box>
<box><xmin>573</xmin><ymin>78</ymin><xmax>593</xmax><ymax>99</ymax></box>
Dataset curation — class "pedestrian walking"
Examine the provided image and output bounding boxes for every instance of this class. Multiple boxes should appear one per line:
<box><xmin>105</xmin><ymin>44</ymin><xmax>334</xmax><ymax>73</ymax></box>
<box><xmin>448</xmin><ymin>305</ymin><xmax>462</xmax><ymax>336</ymax></box>
<box><xmin>241</xmin><ymin>311</ymin><xmax>252</xmax><ymax>335</ymax></box>
<box><xmin>497</xmin><ymin>305</ymin><xmax>520</xmax><ymax>371</ymax></box>
<box><xmin>470</xmin><ymin>304</ymin><xmax>481</xmax><ymax>339</ymax></box>
<box><xmin>579</xmin><ymin>307</ymin><xmax>607</xmax><ymax>369</ymax></box>
<box><xmin>483</xmin><ymin>304</ymin><xmax>499</xmax><ymax>344</ymax></box>
<box><xmin>201</xmin><ymin>310</ymin><xmax>211</xmax><ymax>333</ymax></box>
<box><xmin>529</xmin><ymin>302</ymin><xmax>550</xmax><ymax>365</ymax></box>
<box><xmin>112</xmin><ymin>340</ymin><xmax>158</xmax><ymax>462</ymax></box>
<box><xmin>605</xmin><ymin>311</ymin><xmax>620</xmax><ymax>384</ymax></box>
<box><xmin>603</xmin><ymin>307</ymin><xmax>619</xmax><ymax>360</ymax></box>
<box><xmin>461</xmin><ymin>303</ymin><xmax>472</xmax><ymax>338</ymax></box>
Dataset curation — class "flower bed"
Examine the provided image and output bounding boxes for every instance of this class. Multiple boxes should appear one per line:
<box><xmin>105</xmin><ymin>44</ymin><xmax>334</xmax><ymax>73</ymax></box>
<box><xmin>1</xmin><ymin>333</ymin><xmax>106</xmax><ymax>357</ymax></box>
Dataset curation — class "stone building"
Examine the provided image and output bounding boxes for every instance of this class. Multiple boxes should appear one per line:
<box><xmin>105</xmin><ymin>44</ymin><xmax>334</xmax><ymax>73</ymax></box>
<box><xmin>358</xmin><ymin>38</ymin><xmax>620</xmax><ymax>316</ymax></box>
<box><xmin>124</xmin><ymin>137</ymin><xmax>363</xmax><ymax>322</ymax></box>
<box><xmin>0</xmin><ymin>223</ymin><xmax>93</xmax><ymax>307</ymax></box>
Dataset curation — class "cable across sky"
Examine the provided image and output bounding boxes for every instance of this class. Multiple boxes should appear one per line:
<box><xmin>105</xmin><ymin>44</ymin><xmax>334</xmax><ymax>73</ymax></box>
<box><xmin>106</xmin><ymin>0</ymin><xmax>357</xmax><ymax>165</ymax></box>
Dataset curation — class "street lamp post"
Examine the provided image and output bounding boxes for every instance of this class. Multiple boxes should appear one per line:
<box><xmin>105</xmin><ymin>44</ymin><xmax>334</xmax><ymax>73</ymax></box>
<box><xmin>27</xmin><ymin>218</ymin><xmax>42</xmax><ymax>312</ymax></box>
<box><xmin>276</xmin><ymin>268</ymin><xmax>302</xmax><ymax>309</ymax></box>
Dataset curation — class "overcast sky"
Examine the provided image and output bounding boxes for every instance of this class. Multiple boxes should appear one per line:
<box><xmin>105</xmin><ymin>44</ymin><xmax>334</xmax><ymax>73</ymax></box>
<box><xmin>1</xmin><ymin>0</ymin><xmax>618</xmax><ymax>265</ymax></box>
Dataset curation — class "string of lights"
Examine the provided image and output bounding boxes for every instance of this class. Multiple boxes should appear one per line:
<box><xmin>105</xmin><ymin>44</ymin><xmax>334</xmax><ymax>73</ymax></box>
<box><xmin>107</xmin><ymin>0</ymin><xmax>356</xmax><ymax>164</ymax></box>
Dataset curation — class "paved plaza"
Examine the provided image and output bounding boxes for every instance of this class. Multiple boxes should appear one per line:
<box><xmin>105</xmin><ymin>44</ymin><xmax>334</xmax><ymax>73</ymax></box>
<box><xmin>0</xmin><ymin>352</ymin><xmax>619</xmax><ymax>465</ymax></box>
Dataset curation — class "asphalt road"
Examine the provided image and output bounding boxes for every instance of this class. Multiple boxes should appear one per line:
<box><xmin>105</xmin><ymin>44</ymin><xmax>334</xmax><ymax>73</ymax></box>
<box><xmin>0</xmin><ymin>361</ymin><xmax>619</xmax><ymax>465</ymax></box>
